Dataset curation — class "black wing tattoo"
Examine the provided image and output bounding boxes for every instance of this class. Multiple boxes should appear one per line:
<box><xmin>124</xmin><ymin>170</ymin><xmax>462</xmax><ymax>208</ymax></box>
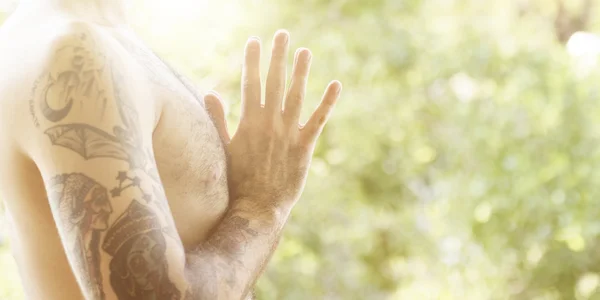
<box><xmin>45</xmin><ymin>124</ymin><xmax>129</xmax><ymax>161</ymax></box>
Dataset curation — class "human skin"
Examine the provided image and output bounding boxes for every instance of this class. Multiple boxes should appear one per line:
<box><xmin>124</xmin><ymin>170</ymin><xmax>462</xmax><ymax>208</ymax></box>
<box><xmin>0</xmin><ymin>1</ymin><xmax>342</xmax><ymax>299</ymax></box>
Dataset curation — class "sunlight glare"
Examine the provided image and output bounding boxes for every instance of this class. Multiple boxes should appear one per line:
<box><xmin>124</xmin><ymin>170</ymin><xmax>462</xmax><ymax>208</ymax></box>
<box><xmin>130</xmin><ymin>0</ymin><xmax>244</xmax><ymax>50</ymax></box>
<box><xmin>567</xmin><ymin>31</ymin><xmax>600</xmax><ymax>77</ymax></box>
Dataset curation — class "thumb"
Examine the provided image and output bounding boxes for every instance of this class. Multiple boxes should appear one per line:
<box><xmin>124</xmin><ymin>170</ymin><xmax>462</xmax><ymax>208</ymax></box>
<box><xmin>204</xmin><ymin>92</ymin><xmax>231</xmax><ymax>144</ymax></box>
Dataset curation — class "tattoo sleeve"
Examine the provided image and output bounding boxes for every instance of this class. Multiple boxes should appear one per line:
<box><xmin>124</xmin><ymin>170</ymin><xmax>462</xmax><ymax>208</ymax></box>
<box><xmin>32</xmin><ymin>25</ymin><xmax>184</xmax><ymax>300</ymax></box>
<box><xmin>33</xmin><ymin>24</ymin><xmax>288</xmax><ymax>300</ymax></box>
<box><xmin>47</xmin><ymin>173</ymin><xmax>111</xmax><ymax>299</ymax></box>
<box><xmin>183</xmin><ymin>202</ymin><xmax>284</xmax><ymax>300</ymax></box>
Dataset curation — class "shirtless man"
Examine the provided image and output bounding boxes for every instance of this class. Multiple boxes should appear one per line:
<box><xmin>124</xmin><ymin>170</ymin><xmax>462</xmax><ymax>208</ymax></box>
<box><xmin>0</xmin><ymin>0</ymin><xmax>342</xmax><ymax>299</ymax></box>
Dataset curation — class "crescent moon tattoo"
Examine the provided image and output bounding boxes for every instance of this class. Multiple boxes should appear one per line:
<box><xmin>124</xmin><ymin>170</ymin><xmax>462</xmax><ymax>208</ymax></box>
<box><xmin>40</xmin><ymin>80</ymin><xmax>74</xmax><ymax>122</ymax></box>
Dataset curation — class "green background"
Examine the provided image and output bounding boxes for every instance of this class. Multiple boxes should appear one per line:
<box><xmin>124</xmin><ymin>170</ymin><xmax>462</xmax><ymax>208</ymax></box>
<box><xmin>2</xmin><ymin>0</ymin><xmax>600</xmax><ymax>299</ymax></box>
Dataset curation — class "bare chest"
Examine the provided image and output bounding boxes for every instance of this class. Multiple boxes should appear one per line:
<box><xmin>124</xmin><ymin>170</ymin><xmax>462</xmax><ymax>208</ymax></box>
<box><xmin>154</xmin><ymin>88</ymin><xmax>229</xmax><ymax>247</ymax></box>
<box><xmin>122</xmin><ymin>40</ymin><xmax>229</xmax><ymax>248</ymax></box>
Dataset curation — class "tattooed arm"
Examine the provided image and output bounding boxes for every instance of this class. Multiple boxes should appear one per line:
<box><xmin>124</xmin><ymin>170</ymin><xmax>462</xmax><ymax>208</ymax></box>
<box><xmin>28</xmin><ymin>23</ymin><xmax>191</xmax><ymax>300</ymax></box>
<box><xmin>29</xmin><ymin>24</ymin><xmax>340</xmax><ymax>300</ymax></box>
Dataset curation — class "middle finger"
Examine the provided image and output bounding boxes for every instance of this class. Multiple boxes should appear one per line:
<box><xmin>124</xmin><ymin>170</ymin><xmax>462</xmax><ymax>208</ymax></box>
<box><xmin>264</xmin><ymin>30</ymin><xmax>290</xmax><ymax>118</ymax></box>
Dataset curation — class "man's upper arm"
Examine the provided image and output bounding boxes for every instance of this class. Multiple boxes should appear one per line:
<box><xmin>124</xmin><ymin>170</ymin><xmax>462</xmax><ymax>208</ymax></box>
<box><xmin>27</xmin><ymin>23</ymin><xmax>188</xmax><ymax>300</ymax></box>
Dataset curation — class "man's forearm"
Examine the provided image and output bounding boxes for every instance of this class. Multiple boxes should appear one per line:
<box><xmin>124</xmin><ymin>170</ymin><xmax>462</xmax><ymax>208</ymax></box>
<box><xmin>184</xmin><ymin>198</ymin><xmax>289</xmax><ymax>299</ymax></box>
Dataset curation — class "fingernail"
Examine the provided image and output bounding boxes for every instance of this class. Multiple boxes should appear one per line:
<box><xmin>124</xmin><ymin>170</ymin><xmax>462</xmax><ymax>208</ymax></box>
<box><xmin>282</xmin><ymin>32</ymin><xmax>289</xmax><ymax>44</ymax></box>
<box><xmin>305</xmin><ymin>50</ymin><xmax>312</xmax><ymax>61</ymax></box>
<box><xmin>206</xmin><ymin>90</ymin><xmax>220</xmax><ymax>98</ymax></box>
<box><xmin>246</xmin><ymin>38</ymin><xmax>260</xmax><ymax>53</ymax></box>
<box><xmin>248</xmin><ymin>36</ymin><xmax>261</xmax><ymax>42</ymax></box>
<box><xmin>332</xmin><ymin>81</ymin><xmax>342</xmax><ymax>94</ymax></box>
<box><xmin>275</xmin><ymin>30</ymin><xmax>289</xmax><ymax>45</ymax></box>
<box><xmin>294</xmin><ymin>48</ymin><xmax>301</xmax><ymax>62</ymax></box>
<box><xmin>297</xmin><ymin>48</ymin><xmax>311</xmax><ymax>62</ymax></box>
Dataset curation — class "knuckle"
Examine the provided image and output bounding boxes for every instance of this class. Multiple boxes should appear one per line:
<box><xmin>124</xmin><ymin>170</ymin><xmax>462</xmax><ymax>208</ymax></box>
<box><xmin>286</xmin><ymin>93</ymin><xmax>304</xmax><ymax>109</ymax></box>
<box><xmin>294</xmin><ymin>68</ymin><xmax>308</xmax><ymax>79</ymax></box>
<box><xmin>293</xmin><ymin>92</ymin><xmax>304</xmax><ymax>104</ymax></box>
<box><xmin>271</xmin><ymin>50</ymin><xmax>285</xmax><ymax>60</ymax></box>
<box><xmin>267</xmin><ymin>89</ymin><xmax>282</xmax><ymax>101</ymax></box>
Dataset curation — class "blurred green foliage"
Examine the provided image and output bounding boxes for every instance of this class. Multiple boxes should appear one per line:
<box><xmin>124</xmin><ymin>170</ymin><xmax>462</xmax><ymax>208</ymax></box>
<box><xmin>3</xmin><ymin>0</ymin><xmax>600</xmax><ymax>299</ymax></box>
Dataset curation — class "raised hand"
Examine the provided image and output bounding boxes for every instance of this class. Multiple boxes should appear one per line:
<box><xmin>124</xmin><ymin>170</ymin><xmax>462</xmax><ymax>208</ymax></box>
<box><xmin>205</xmin><ymin>30</ymin><xmax>342</xmax><ymax>213</ymax></box>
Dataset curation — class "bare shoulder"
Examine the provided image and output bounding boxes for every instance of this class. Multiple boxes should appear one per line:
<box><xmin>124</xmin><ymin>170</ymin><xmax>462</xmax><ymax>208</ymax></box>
<box><xmin>0</xmin><ymin>18</ymin><xmax>116</xmax><ymax>203</ymax></box>
<box><xmin>0</xmin><ymin>18</ymin><xmax>108</xmax><ymax>82</ymax></box>
<box><xmin>0</xmin><ymin>19</ymin><xmax>96</xmax><ymax>152</ymax></box>
<box><xmin>0</xmin><ymin>18</ymin><xmax>155</xmax><ymax>160</ymax></box>
<box><xmin>0</xmin><ymin>19</ymin><xmax>112</xmax><ymax>114</ymax></box>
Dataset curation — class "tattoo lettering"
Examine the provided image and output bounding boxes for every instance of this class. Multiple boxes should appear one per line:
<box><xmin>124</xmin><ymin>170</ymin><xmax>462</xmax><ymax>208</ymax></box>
<box><xmin>29</xmin><ymin>75</ymin><xmax>42</xmax><ymax>128</ymax></box>
<box><xmin>102</xmin><ymin>200</ymin><xmax>180</xmax><ymax>300</ymax></box>
<box><xmin>39</xmin><ymin>32</ymin><xmax>109</xmax><ymax>122</ymax></box>
<box><xmin>47</xmin><ymin>173</ymin><xmax>112</xmax><ymax>300</ymax></box>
